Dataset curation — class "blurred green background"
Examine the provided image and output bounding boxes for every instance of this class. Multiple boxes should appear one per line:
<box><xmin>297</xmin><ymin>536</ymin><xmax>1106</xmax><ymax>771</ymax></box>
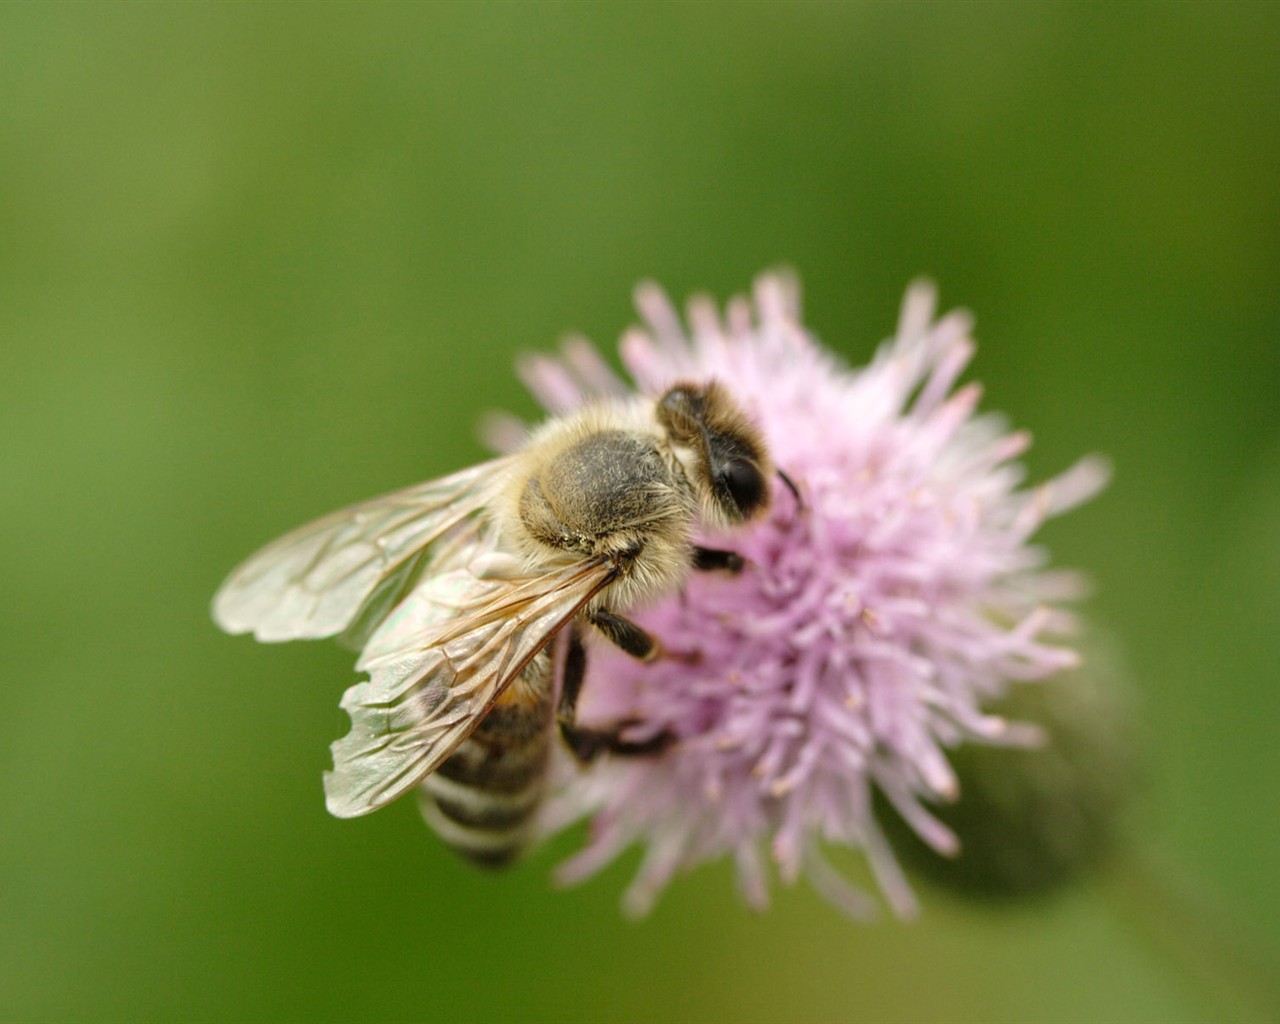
<box><xmin>3</xmin><ymin>4</ymin><xmax>1278</xmax><ymax>1021</ymax></box>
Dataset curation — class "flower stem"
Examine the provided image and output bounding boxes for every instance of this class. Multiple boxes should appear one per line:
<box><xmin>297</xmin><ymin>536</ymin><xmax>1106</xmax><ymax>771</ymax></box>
<box><xmin>1102</xmin><ymin>845</ymin><xmax>1280</xmax><ymax>1022</ymax></box>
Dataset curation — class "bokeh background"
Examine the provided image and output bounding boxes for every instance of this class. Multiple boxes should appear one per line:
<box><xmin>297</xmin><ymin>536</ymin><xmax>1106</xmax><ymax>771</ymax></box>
<box><xmin>4</xmin><ymin>4</ymin><xmax>1278</xmax><ymax>1021</ymax></box>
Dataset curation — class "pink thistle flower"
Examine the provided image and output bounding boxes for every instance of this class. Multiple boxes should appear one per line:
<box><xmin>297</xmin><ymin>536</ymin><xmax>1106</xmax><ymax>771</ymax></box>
<box><xmin>511</xmin><ymin>273</ymin><xmax>1109</xmax><ymax>919</ymax></box>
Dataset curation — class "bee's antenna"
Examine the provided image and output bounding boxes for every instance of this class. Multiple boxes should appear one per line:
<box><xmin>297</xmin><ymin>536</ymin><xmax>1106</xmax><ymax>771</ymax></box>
<box><xmin>777</xmin><ymin>468</ymin><xmax>803</xmax><ymax>510</ymax></box>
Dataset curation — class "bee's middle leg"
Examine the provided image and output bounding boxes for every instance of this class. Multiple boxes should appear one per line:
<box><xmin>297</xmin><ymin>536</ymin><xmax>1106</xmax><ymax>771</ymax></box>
<box><xmin>692</xmin><ymin>546</ymin><xmax>744</xmax><ymax>573</ymax></box>
<box><xmin>557</xmin><ymin>624</ymin><xmax>675</xmax><ymax>764</ymax></box>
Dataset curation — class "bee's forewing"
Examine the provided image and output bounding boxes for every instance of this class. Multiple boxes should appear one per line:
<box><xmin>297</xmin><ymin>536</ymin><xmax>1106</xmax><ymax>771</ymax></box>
<box><xmin>211</xmin><ymin>458</ymin><xmax>512</xmax><ymax>643</ymax></box>
<box><xmin>322</xmin><ymin>557</ymin><xmax>613</xmax><ymax>818</ymax></box>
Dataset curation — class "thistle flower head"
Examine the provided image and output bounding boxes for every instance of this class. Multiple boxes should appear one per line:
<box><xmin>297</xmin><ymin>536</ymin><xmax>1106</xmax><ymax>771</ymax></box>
<box><xmin>509</xmin><ymin>273</ymin><xmax>1109</xmax><ymax>919</ymax></box>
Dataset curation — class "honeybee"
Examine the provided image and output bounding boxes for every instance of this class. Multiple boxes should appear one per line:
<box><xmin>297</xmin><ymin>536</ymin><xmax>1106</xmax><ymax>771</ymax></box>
<box><xmin>213</xmin><ymin>381</ymin><xmax>775</xmax><ymax>865</ymax></box>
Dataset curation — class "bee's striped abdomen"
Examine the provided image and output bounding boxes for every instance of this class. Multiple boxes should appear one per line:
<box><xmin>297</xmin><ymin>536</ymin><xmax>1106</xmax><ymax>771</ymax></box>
<box><xmin>418</xmin><ymin>653</ymin><xmax>554</xmax><ymax>868</ymax></box>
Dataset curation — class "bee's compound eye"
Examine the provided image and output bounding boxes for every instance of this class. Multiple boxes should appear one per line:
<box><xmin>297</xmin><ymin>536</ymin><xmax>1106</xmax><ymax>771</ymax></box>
<box><xmin>719</xmin><ymin>457</ymin><xmax>766</xmax><ymax>519</ymax></box>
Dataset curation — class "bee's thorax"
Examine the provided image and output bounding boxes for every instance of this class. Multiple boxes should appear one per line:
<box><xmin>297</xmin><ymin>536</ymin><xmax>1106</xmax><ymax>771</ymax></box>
<box><xmin>502</xmin><ymin>405</ymin><xmax>698</xmax><ymax>612</ymax></box>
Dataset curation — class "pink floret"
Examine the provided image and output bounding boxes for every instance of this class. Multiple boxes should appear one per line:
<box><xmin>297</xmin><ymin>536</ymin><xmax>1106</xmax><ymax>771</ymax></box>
<box><xmin>522</xmin><ymin>273</ymin><xmax>1108</xmax><ymax>918</ymax></box>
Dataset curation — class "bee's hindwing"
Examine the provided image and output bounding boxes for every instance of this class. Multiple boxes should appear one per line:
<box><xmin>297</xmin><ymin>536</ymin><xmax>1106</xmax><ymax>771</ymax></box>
<box><xmin>322</xmin><ymin>555</ymin><xmax>613</xmax><ymax>819</ymax></box>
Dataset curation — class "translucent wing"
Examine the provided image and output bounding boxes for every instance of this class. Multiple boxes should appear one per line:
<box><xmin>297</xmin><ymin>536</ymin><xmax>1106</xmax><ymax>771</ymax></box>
<box><xmin>212</xmin><ymin>458</ymin><xmax>512</xmax><ymax>643</ymax></box>
<box><xmin>323</xmin><ymin>553</ymin><xmax>615</xmax><ymax>818</ymax></box>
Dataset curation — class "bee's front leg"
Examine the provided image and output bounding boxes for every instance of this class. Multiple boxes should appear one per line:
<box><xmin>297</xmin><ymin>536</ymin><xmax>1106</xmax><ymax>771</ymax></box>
<box><xmin>587</xmin><ymin>606</ymin><xmax>660</xmax><ymax>660</ymax></box>
<box><xmin>557</xmin><ymin>624</ymin><xmax>676</xmax><ymax>764</ymax></box>
<box><xmin>692</xmin><ymin>546</ymin><xmax>744</xmax><ymax>573</ymax></box>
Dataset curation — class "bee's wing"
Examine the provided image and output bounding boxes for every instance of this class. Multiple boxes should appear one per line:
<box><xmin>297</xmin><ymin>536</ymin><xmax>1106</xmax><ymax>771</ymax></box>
<box><xmin>212</xmin><ymin>458</ymin><xmax>512</xmax><ymax>643</ymax></box>
<box><xmin>323</xmin><ymin>555</ymin><xmax>615</xmax><ymax>818</ymax></box>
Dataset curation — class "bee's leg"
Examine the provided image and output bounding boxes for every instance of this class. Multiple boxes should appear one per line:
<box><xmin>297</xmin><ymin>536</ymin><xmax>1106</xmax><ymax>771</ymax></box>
<box><xmin>587</xmin><ymin>606</ymin><xmax>660</xmax><ymax>661</ymax></box>
<box><xmin>692</xmin><ymin>546</ymin><xmax>744</xmax><ymax>573</ymax></box>
<box><xmin>557</xmin><ymin>624</ymin><xmax>676</xmax><ymax>764</ymax></box>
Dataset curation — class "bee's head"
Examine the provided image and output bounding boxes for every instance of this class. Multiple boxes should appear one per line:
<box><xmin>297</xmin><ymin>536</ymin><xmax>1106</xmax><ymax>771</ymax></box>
<box><xmin>656</xmin><ymin>381</ymin><xmax>772</xmax><ymax>528</ymax></box>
